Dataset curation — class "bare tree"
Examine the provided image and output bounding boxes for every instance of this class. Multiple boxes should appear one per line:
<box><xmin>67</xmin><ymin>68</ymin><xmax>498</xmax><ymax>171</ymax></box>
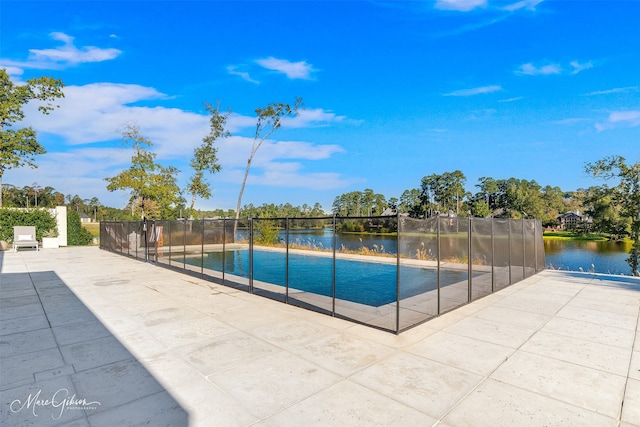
<box><xmin>234</xmin><ymin>98</ymin><xmax>302</xmax><ymax>228</ymax></box>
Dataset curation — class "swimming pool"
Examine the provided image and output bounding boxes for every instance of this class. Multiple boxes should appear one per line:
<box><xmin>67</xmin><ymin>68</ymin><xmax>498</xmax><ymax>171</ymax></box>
<box><xmin>182</xmin><ymin>250</ymin><xmax>471</xmax><ymax>307</ymax></box>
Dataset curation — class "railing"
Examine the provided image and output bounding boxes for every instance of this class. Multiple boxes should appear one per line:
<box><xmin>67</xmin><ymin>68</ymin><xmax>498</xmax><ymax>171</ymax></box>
<box><xmin>100</xmin><ymin>215</ymin><xmax>545</xmax><ymax>333</ymax></box>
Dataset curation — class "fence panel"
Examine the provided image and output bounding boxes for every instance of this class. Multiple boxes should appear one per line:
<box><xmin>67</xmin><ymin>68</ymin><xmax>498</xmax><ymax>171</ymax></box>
<box><xmin>398</xmin><ymin>216</ymin><xmax>438</xmax><ymax>330</ymax></box>
<box><xmin>524</xmin><ymin>219</ymin><xmax>537</xmax><ymax>278</ymax></box>
<box><xmin>168</xmin><ymin>220</ymin><xmax>186</xmax><ymax>271</ymax></box>
<box><xmin>536</xmin><ymin>221</ymin><xmax>546</xmax><ymax>272</ymax></box>
<box><xmin>438</xmin><ymin>217</ymin><xmax>469</xmax><ymax>313</ymax></box>
<box><xmin>181</xmin><ymin>220</ymin><xmax>204</xmax><ymax>276</ymax></box>
<box><xmin>199</xmin><ymin>219</ymin><xmax>228</xmax><ymax>285</ymax></box>
<box><xmin>333</xmin><ymin>217</ymin><xmax>398</xmax><ymax>331</ymax></box>
<box><xmin>470</xmin><ymin>218</ymin><xmax>493</xmax><ymax>300</ymax></box>
<box><xmin>251</xmin><ymin>218</ymin><xmax>287</xmax><ymax>302</ymax></box>
<box><xmin>215</xmin><ymin>219</ymin><xmax>250</xmax><ymax>291</ymax></box>
<box><xmin>286</xmin><ymin>218</ymin><xmax>334</xmax><ymax>315</ymax></box>
<box><xmin>493</xmin><ymin>218</ymin><xmax>511</xmax><ymax>290</ymax></box>
<box><xmin>154</xmin><ymin>220</ymin><xmax>170</xmax><ymax>269</ymax></box>
<box><xmin>510</xmin><ymin>219</ymin><xmax>525</xmax><ymax>284</ymax></box>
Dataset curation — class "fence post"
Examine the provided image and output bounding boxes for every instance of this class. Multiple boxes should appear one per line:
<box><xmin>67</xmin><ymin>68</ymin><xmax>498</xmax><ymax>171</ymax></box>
<box><xmin>154</xmin><ymin>220</ymin><xmax>159</xmax><ymax>264</ymax></box>
<box><xmin>249</xmin><ymin>218</ymin><xmax>254</xmax><ymax>294</ymax></box>
<box><xmin>508</xmin><ymin>219</ymin><xmax>512</xmax><ymax>285</ymax></box>
<box><xmin>183</xmin><ymin>219</ymin><xmax>187</xmax><ymax>271</ymax></box>
<box><xmin>201</xmin><ymin>219</ymin><xmax>205</xmax><ymax>278</ymax></box>
<box><xmin>130</xmin><ymin>221</ymin><xmax>134</xmax><ymax>258</ymax></box>
<box><xmin>491</xmin><ymin>217</ymin><xmax>495</xmax><ymax>293</ymax></box>
<box><xmin>332</xmin><ymin>215</ymin><xmax>337</xmax><ymax>317</ymax></box>
<box><xmin>468</xmin><ymin>217</ymin><xmax>472</xmax><ymax>303</ymax></box>
<box><xmin>437</xmin><ymin>214</ymin><xmax>441</xmax><ymax>315</ymax></box>
<box><xmin>285</xmin><ymin>217</ymin><xmax>290</xmax><ymax>304</ymax></box>
<box><xmin>522</xmin><ymin>219</ymin><xmax>526</xmax><ymax>279</ymax></box>
<box><xmin>222</xmin><ymin>219</ymin><xmax>226</xmax><ymax>284</ymax></box>
<box><xmin>395</xmin><ymin>213</ymin><xmax>401</xmax><ymax>334</ymax></box>
<box><xmin>533</xmin><ymin>220</ymin><xmax>538</xmax><ymax>274</ymax></box>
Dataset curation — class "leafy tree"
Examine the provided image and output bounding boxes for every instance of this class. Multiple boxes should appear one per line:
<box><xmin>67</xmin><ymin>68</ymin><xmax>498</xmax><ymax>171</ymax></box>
<box><xmin>583</xmin><ymin>188</ymin><xmax>629</xmax><ymax>237</ymax></box>
<box><xmin>331</xmin><ymin>189</ymin><xmax>388</xmax><ymax>217</ymax></box>
<box><xmin>540</xmin><ymin>185</ymin><xmax>565</xmax><ymax>227</ymax></box>
<box><xmin>471</xmin><ymin>200</ymin><xmax>491</xmax><ymax>218</ymax></box>
<box><xmin>388</xmin><ymin>197</ymin><xmax>398</xmax><ymax>212</ymax></box>
<box><xmin>475</xmin><ymin>177</ymin><xmax>500</xmax><ymax>211</ymax></box>
<box><xmin>398</xmin><ymin>188</ymin><xmax>422</xmax><ymax>217</ymax></box>
<box><xmin>186</xmin><ymin>103</ymin><xmax>228</xmax><ymax>217</ymax></box>
<box><xmin>500</xmin><ymin>178</ymin><xmax>544</xmax><ymax>219</ymax></box>
<box><xmin>585</xmin><ymin>155</ymin><xmax>640</xmax><ymax>275</ymax></box>
<box><xmin>67</xmin><ymin>194</ymin><xmax>85</xmax><ymax>213</ymax></box>
<box><xmin>420</xmin><ymin>170</ymin><xmax>467</xmax><ymax>215</ymax></box>
<box><xmin>235</xmin><ymin>98</ymin><xmax>302</xmax><ymax>225</ymax></box>
<box><xmin>88</xmin><ymin>197</ymin><xmax>101</xmax><ymax>221</ymax></box>
<box><xmin>253</xmin><ymin>219</ymin><xmax>280</xmax><ymax>245</ymax></box>
<box><xmin>0</xmin><ymin>68</ymin><xmax>65</xmax><ymax>207</ymax></box>
<box><xmin>239</xmin><ymin>201</ymin><xmax>325</xmax><ymax>219</ymax></box>
<box><xmin>105</xmin><ymin>124</ymin><xmax>182</xmax><ymax>219</ymax></box>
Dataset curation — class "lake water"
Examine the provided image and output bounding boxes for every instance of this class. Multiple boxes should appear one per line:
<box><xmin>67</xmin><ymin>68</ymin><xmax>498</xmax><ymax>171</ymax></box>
<box><xmin>543</xmin><ymin>239</ymin><xmax>633</xmax><ymax>276</ymax></box>
<box><xmin>245</xmin><ymin>229</ymin><xmax>634</xmax><ymax>276</ymax></box>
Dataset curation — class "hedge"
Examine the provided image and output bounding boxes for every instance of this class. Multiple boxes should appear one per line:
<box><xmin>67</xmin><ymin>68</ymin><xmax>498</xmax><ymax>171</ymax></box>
<box><xmin>0</xmin><ymin>208</ymin><xmax>57</xmax><ymax>242</ymax></box>
<box><xmin>67</xmin><ymin>210</ymin><xmax>93</xmax><ymax>246</ymax></box>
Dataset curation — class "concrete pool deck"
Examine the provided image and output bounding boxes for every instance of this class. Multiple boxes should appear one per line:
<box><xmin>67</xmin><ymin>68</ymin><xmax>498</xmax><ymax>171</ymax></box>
<box><xmin>1</xmin><ymin>246</ymin><xmax>639</xmax><ymax>426</ymax></box>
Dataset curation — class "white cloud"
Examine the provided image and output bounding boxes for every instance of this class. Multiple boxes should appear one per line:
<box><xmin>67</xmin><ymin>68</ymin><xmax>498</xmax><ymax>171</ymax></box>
<box><xmin>255</xmin><ymin>57</ymin><xmax>316</xmax><ymax>80</ymax></box>
<box><xmin>283</xmin><ymin>108</ymin><xmax>346</xmax><ymax>128</ymax></box>
<box><xmin>14</xmin><ymin>81</ymin><xmax>353</xmax><ymax>206</ymax></box>
<box><xmin>216</xmin><ymin>136</ymin><xmax>343</xmax><ymax>169</ymax></box>
<box><xmin>435</xmin><ymin>0</ymin><xmax>487</xmax><ymax>12</ymax></box>
<box><xmin>226</xmin><ymin>65</ymin><xmax>259</xmax><ymax>84</ymax></box>
<box><xmin>498</xmin><ymin>96</ymin><xmax>524</xmax><ymax>103</ymax></box>
<box><xmin>569</xmin><ymin>60</ymin><xmax>593</xmax><ymax>74</ymax></box>
<box><xmin>22</xmin><ymin>82</ymin><xmax>206</xmax><ymax>157</ymax></box>
<box><xmin>595</xmin><ymin>110</ymin><xmax>640</xmax><ymax>132</ymax></box>
<box><xmin>209</xmin><ymin>135</ymin><xmax>350</xmax><ymax>191</ymax></box>
<box><xmin>502</xmin><ymin>0</ymin><xmax>544</xmax><ymax>12</ymax></box>
<box><xmin>444</xmin><ymin>85</ymin><xmax>502</xmax><ymax>96</ymax></box>
<box><xmin>516</xmin><ymin>62</ymin><xmax>562</xmax><ymax>75</ymax></box>
<box><xmin>3</xmin><ymin>32</ymin><xmax>122</xmax><ymax>73</ymax></box>
<box><xmin>553</xmin><ymin>117</ymin><xmax>590</xmax><ymax>125</ymax></box>
<box><xmin>516</xmin><ymin>60</ymin><xmax>594</xmax><ymax>76</ymax></box>
<box><xmin>584</xmin><ymin>86</ymin><xmax>638</xmax><ymax>96</ymax></box>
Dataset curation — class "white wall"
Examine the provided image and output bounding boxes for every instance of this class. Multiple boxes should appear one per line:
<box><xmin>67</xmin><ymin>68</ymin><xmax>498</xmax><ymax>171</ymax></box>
<box><xmin>51</xmin><ymin>206</ymin><xmax>68</xmax><ymax>246</ymax></box>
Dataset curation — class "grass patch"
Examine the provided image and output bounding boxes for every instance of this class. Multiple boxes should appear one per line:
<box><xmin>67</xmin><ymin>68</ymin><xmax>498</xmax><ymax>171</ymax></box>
<box><xmin>82</xmin><ymin>222</ymin><xmax>100</xmax><ymax>238</ymax></box>
<box><xmin>543</xmin><ymin>231</ymin><xmax>608</xmax><ymax>241</ymax></box>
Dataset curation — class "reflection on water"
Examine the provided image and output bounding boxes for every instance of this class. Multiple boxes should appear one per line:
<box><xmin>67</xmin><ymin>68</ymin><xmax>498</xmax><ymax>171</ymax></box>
<box><xmin>544</xmin><ymin>239</ymin><xmax>632</xmax><ymax>275</ymax></box>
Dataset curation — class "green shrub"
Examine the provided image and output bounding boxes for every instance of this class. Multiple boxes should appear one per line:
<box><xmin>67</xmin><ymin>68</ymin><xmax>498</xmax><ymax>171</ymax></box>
<box><xmin>67</xmin><ymin>210</ymin><xmax>93</xmax><ymax>246</ymax></box>
<box><xmin>254</xmin><ymin>220</ymin><xmax>280</xmax><ymax>245</ymax></box>
<box><xmin>0</xmin><ymin>208</ymin><xmax>57</xmax><ymax>242</ymax></box>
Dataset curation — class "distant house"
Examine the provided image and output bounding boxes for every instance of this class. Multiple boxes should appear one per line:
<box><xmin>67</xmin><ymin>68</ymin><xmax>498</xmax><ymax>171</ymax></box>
<box><xmin>78</xmin><ymin>212</ymin><xmax>92</xmax><ymax>223</ymax></box>
<box><xmin>557</xmin><ymin>211</ymin><xmax>590</xmax><ymax>230</ymax></box>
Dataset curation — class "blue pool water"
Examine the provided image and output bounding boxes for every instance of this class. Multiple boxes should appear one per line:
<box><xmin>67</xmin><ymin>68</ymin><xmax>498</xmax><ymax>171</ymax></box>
<box><xmin>182</xmin><ymin>250</ymin><xmax>471</xmax><ymax>307</ymax></box>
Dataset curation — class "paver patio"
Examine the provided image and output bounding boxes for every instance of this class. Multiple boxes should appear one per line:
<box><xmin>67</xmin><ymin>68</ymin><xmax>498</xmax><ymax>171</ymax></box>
<box><xmin>1</xmin><ymin>246</ymin><xmax>638</xmax><ymax>426</ymax></box>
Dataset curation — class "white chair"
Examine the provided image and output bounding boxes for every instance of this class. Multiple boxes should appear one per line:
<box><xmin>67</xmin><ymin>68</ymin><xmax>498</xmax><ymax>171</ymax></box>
<box><xmin>13</xmin><ymin>226</ymin><xmax>39</xmax><ymax>251</ymax></box>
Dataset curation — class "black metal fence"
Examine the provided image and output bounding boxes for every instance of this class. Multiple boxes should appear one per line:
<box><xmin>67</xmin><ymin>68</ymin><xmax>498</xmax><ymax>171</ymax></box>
<box><xmin>100</xmin><ymin>215</ymin><xmax>545</xmax><ymax>333</ymax></box>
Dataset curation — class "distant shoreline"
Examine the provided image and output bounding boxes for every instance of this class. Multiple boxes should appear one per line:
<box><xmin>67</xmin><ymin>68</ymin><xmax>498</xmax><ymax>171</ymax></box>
<box><xmin>543</xmin><ymin>231</ymin><xmax>631</xmax><ymax>242</ymax></box>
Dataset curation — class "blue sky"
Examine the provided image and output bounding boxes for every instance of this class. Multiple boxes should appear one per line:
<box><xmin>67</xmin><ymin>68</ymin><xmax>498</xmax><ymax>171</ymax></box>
<box><xmin>2</xmin><ymin>0</ymin><xmax>639</xmax><ymax>212</ymax></box>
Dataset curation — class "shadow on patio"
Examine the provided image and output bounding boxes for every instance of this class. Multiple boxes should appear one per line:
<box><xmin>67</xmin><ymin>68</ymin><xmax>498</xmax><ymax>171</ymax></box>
<box><xmin>0</xmin><ymin>267</ymin><xmax>189</xmax><ymax>426</ymax></box>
